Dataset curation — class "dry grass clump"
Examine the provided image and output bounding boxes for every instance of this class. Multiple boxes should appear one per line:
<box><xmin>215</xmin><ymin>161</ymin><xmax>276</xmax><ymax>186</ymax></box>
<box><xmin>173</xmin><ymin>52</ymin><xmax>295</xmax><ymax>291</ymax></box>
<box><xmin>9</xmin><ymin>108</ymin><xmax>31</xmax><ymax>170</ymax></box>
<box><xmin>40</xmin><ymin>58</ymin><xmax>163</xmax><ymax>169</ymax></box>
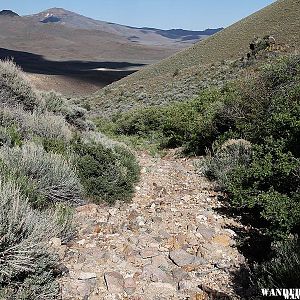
<box><xmin>84</xmin><ymin>131</ymin><xmax>128</xmax><ymax>150</ymax></box>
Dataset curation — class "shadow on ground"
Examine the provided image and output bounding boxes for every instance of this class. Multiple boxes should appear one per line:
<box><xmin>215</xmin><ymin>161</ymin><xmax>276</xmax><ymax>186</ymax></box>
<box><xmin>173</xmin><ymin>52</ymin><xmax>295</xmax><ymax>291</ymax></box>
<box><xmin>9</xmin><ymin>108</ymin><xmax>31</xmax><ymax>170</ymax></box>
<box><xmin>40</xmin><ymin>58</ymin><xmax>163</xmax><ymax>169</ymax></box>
<box><xmin>213</xmin><ymin>198</ymin><xmax>272</xmax><ymax>299</ymax></box>
<box><xmin>0</xmin><ymin>48</ymin><xmax>145</xmax><ymax>85</ymax></box>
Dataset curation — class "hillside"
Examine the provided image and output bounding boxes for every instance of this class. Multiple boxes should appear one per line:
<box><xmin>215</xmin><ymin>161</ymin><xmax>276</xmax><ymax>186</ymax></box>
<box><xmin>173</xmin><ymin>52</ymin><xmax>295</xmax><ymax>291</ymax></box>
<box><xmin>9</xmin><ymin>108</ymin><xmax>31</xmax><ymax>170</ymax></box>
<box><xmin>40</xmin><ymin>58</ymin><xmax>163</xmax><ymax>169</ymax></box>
<box><xmin>90</xmin><ymin>0</ymin><xmax>300</xmax><ymax>115</ymax></box>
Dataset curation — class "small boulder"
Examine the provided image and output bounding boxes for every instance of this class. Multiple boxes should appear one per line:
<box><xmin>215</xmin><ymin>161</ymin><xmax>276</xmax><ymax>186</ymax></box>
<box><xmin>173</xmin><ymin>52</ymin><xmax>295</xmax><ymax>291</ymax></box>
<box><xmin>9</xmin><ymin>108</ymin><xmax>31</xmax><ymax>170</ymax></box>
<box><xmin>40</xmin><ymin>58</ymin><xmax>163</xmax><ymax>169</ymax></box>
<box><xmin>178</xmin><ymin>280</ymin><xmax>198</xmax><ymax>292</ymax></box>
<box><xmin>144</xmin><ymin>282</ymin><xmax>177</xmax><ymax>298</ymax></box>
<box><xmin>172</xmin><ymin>268</ymin><xmax>190</xmax><ymax>282</ymax></box>
<box><xmin>152</xmin><ymin>255</ymin><xmax>171</xmax><ymax>269</ymax></box>
<box><xmin>49</xmin><ymin>237</ymin><xmax>61</xmax><ymax>248</ymax></box>
<box><xmin>212</xmin><ymin>235</ymin><xmax>231</xmax><ymax>247</ymax></box>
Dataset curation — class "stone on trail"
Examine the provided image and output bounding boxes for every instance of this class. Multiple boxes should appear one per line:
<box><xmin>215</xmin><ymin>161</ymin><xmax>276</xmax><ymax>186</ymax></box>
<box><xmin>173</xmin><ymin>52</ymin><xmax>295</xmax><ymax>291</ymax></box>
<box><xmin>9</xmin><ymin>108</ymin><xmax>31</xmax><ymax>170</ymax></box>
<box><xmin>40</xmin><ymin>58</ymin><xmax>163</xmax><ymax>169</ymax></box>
<box><xmin>212</xmin><ymin>234</ymin><xmax>231</xmax><ymax>247</ymax></box>
<box><xmin>169</xmin><ymin>249</ymin><xmax>207</xmax><ymax>267</ymax></box>
<box><xmin>140</xmin><ymin>247</ymin><xmax>159</xmax><ymax>258</ymax></box>
<box><xmin>151</xmin><ymin>255</ymin><xmax>171</xmax><ymax>269</ymax></box>
<box><xmin>124</xmin><ymin>277</ymin><xmax>136</xmax><ymax>295</ymax></box>
<box><xmin>78</xmin><ymin>272</ymin><xmax>97</xmax><ymax>280</ymax></box>
<box><xmin>144</xmin><ymin>282</ymin><xmax>177</xmax><ymax>299</ymax></box>
<box><xmin>178</xmin><ymin>279</ymin><xmax>199</xmax><ymax>292</ymax></box>
<box><xmin>142</xmin><ymin>264</ymin><xmax>173</xmax><ymax>283</ymax></box>
<box><xmin>196</xmin><ymin>224</ymin><xmax>216</xmax><ymax>240</ymax></box>
<box><xmin>104</xmin><ymin>271</ymin><xmax>124</xmax><ymax>294</ymax></box>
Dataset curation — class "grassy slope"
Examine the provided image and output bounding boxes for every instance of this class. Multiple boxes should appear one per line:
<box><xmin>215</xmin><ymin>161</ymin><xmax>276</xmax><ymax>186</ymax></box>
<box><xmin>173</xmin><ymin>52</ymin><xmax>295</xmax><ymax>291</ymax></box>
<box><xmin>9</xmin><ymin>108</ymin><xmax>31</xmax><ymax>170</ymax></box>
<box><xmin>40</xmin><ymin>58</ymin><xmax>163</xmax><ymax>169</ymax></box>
<box><xmin>90</xmin><ymin>0</ymin><xmax>300</xmax><ymax>115</ymax></box>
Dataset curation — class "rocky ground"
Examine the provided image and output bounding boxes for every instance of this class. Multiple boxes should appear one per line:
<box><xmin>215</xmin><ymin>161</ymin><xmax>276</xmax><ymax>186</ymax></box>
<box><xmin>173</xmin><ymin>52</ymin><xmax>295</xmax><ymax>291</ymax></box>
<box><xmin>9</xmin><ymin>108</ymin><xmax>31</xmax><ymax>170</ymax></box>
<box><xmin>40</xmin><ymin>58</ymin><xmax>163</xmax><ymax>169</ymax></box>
<box><xmin>55</xmin><ymin>150</ymin><xmax>246</xmax><ymax>299</ymax></box>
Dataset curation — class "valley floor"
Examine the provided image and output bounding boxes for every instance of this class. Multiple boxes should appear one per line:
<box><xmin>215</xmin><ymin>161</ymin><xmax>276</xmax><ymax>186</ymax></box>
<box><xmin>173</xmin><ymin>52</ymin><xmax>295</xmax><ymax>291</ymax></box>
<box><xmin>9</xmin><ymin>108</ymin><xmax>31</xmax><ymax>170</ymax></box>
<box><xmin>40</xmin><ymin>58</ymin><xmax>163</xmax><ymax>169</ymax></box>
<box><xmin>57</xmin><ymin>150</ymin><xmax>245</xmax><ymax>299</ymax></box>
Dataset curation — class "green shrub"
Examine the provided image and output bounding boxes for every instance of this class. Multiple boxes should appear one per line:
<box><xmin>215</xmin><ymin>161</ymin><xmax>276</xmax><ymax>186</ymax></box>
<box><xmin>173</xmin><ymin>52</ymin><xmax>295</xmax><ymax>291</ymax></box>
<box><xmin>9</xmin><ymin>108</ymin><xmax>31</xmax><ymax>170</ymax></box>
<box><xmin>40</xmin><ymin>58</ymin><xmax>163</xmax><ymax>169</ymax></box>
<box><xmin>202</xmin><ymin>138</ymin><xmax>300</xmax><ymax>238</ymax></box>
<box><xmin>223</xmin><ymin>56</ymin><xmax>300</xmax><ymax>152</ymax></box>
<box><xmin>26</xmin><ymin>111</ymin><xmax>72</xmax><ymax>141</ymax></box>
<box><xmin>115</xmin><ymin>106</ymin><xmax>164</xmax><ymax>136</ymax></box>
<box><xmin>224</xmin><ymin>139</ymin><xmax>300</xmax><ymax>237</ymax></box>
<box><xmin>72</xmin><ymin>133</ymin><xmax>140</xmax><ymax>204</ymax></box>
<box><xmin>114</xmin><ymin>89</ymin><xmax>228</xmax><ymax>154</ymax></box>
<box><xmin>2</xmin><ymin>269</ymin><xmax>60</xmax><ymax>300</ymax></box>
<box><xmin>0</xmin><ymin>60</ymin><xmax>40</xmax><ymax>111</ymax></box>
<box><xmin>0</xmin><ymin>142</ymin><xmax>83</xmax><ymax>208</ymax></box>
<box><xmin>0</xmin><ymin>125</ymin><xmax>22</xmax><ymax>147</ymax></box>
<box><xmin>41</xmin><ymin>137</ymin><xmax>71</xmax><ymax>156</ymax></box>
<box><xmin>64</xmin><ymin>105</ymin><xmax>89</xmax><ymax>130</ymax></box>
<box><xmin>0</xmin><ymin>179</ymin><xmax>60</xmax><ymax>299</ymax></box>
<box><xmin>40</xmin><ymin>91</ymin><xmax>66</xmax><ymax>114</ymax></box>
<box><xmin>253</xmin><ymin>236</ymin><xmax>300</xmax><ymax>289</ymax></box>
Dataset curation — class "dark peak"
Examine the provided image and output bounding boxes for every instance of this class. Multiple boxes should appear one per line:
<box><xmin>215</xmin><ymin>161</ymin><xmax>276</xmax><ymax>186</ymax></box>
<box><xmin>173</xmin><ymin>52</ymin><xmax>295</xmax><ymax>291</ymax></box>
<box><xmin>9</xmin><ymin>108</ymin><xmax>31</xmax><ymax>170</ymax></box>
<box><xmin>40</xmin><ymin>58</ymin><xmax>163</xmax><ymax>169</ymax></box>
<box><xmin>38</xmin><ymin>8</ymin><xmax>73</xmax><ymax>24</ymax></box>
<box><xmin>0</xmin><ymin>10</ymin><xmax>19</xmax><ymax>17</ymax></box>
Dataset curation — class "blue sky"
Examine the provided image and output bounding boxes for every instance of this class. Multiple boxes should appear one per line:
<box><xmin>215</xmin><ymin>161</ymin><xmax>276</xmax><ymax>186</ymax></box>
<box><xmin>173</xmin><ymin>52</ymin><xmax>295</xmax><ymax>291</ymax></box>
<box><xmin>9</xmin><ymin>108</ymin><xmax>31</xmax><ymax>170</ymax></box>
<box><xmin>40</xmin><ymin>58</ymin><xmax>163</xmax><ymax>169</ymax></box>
<box><xmin>2</xmin><ymin>0</ymin><xmax>276</xmax><ymax>30</ymax></box>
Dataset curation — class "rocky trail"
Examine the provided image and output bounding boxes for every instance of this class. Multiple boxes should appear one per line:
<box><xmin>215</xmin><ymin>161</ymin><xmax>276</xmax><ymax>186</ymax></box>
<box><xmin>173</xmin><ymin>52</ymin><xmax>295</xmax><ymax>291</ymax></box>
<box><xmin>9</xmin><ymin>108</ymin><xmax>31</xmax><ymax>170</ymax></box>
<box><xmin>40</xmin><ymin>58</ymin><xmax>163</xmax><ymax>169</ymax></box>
<box><xmin>56</xmin><ymin>150</ymin><xmax>245</xmax><ymax>299</ymax></box>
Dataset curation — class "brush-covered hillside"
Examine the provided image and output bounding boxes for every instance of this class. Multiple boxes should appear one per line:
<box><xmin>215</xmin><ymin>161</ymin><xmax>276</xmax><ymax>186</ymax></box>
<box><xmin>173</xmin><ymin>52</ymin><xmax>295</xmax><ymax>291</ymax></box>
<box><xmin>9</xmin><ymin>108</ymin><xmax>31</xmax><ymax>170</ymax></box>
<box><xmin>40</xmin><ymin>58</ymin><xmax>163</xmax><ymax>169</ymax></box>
<box><xmin>0</xmin><ymin>60</ymin><xmax>140</xmax><ymax>299</ymax></box>
<box><xmin>90</xmin><ymin>0</ymin><xmax>300</xmax><ymax>116</ymax></box>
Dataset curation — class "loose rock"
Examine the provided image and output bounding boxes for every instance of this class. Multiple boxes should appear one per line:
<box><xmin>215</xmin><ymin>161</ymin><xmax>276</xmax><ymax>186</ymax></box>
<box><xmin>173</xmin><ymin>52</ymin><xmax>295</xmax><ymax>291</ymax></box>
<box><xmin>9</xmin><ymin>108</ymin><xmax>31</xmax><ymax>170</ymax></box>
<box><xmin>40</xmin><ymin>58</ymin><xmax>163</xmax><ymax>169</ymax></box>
<box><xmin>169</xmin><ymin>249</ymin><xmax>206</xmax><ymax>267</ymax></box>
<box><xmin>59</xmin><ymin>150</ymin><xmax>245</xmax><ymax>299</ymax></box>
<box><xmin>104</xmin><ymin>272</ymin><xmax>124</xmax><ymax>294</ymax></box>
<box><xmin>78</xmin><ymin>272</ymin><xmax>97</xmax><ymax>280</ymax></box>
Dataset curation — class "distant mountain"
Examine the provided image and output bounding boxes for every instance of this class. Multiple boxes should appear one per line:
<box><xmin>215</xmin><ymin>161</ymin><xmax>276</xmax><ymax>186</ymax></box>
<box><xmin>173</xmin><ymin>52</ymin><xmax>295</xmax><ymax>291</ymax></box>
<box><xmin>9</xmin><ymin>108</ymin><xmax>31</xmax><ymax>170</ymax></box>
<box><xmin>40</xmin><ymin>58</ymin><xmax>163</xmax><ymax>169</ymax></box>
<box><xmin>0</xmin><ymin>10</ymin><xmax>19</xmax><ymax>17</ymax></box>
<box><xmin>26</xmin><ymin>8</ymin><xmax>222</xmax><ymax>46</ymax></box>
<box><xmin>0</xmin><ymin>7</ymin><xmax>222</xmax><ymax>96</ymax></box>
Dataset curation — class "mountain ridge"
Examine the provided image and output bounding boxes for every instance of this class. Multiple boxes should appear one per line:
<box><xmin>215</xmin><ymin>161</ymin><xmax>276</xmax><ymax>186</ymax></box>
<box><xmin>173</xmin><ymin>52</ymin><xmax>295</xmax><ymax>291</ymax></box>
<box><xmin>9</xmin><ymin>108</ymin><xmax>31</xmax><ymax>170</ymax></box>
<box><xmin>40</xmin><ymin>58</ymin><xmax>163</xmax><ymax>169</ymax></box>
<box><xmin>25</xmin><ymin>8</ymin><xmax>222</xmax><ymax>46</ymax></box>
